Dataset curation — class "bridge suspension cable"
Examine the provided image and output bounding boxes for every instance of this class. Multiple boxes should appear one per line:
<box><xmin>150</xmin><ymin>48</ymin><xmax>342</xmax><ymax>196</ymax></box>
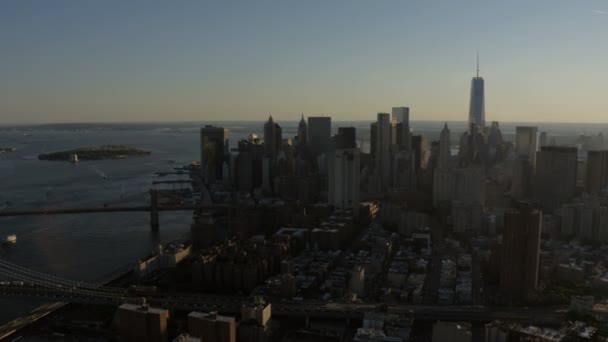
<box><xmin>0</xmin><ymin>258</ymin><xmax>126</xmax><ymax>295</ymax></box>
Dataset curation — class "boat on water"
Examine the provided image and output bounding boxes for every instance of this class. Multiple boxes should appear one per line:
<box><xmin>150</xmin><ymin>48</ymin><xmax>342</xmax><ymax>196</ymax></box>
<box><xmin>3</xmin><ymin>235</ymin><xmax>16</xmax><ymax>245</ymax></box>
<box><xmin>69</xmin><ymin>154</ymin><xmax>79</xmax><ymax>163</ymax></box>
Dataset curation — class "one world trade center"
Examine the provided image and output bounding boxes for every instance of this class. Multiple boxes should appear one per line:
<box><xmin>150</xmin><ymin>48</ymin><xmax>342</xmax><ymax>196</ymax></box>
<box><xmin>468</xmin><ymin>53</ymin><xmax>485</xmax><ymax>129</ymax></box>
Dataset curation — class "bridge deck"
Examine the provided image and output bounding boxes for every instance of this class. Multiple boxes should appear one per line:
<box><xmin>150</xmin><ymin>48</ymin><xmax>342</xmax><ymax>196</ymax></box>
<box><xmin>0</xmin><ymin>302</ymin><xmax>67</xmax><ymax>341</ymax></box>
<box><xmin>0</xmin><ymin>204</ymin><xmax>231</xmax><ymax>217</ymax></box>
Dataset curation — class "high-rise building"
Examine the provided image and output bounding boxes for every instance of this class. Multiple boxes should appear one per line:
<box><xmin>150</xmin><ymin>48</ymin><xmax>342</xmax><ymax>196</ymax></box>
<box><xmin>200</xmin><ymin>125</ymin><xmax>230</xmax><ymax>184</ymax></box>
<box><xmin>370</xmin><ymin>122</ymin><xmax>377</xmax><ymax>158</ymax></box>
<box><xmin>328</xmin><ymin>127</ymin><xmax>360</xmax><ymax>210</ymax></box>
<box><xmin>500</xmin><ymin>204</ymin><xmax>541</xmax><ymax>299</ymax></box>
<box><xmin>560</xmin><ymin>198</ymin><xmax>608</xmax><ymax>242</ymax></box>
<box><xmin>263</xmin><ymin>116</ymin><xmax>282</xmax><ymax>158</ymax></box>
<box><xmin>438</xmin><ymin>122</ymin><xmax>451</xmax><ymax>169</ymax></box>
<box><xmin>118</xmin><ymin>303</ymin><xmax>169</xmax><ymax>342</ymax></box>
<box><xmin>392</xmin><ymin>150</ymin><xmax>417</xmax><ymax>191</ymax></box>
<box><xmin>392</xmin><ymin>107</ymin><xmax>411</xmax><ymax>151</ymax></box>
<box><xmin>515</xmin><ymin>126</ymin><xmax>539</xmax><ymax>168</ymax></box>
<box><xmin>511</xmin><ymin>156</ymin><xmax>533</xmax><ymax>200</ymax></box>
<box><xmin>297</xmin><ymin>114</ymin><xmax>308</xmax><ymax>146</ymax></box>
<box><xmin>391</xmin><ymin>106</ymin><xmax>409</xmax><ymax>123</ymax></box>
<box><xmin>188</xmin><ymin>311</ymin><xmax>236</xmax><ymax>342</ymax></box>
<box><xmin>411</xmin><ymin>135</ymin><xmax>429</xmax><ymax>172</ymax></box>
<box><xmin>307</xmin><ymin>116</ymin><xmax>331</xmax><ymax>157</ymax></box>
<box><xmin>375</xmin><ymin>113</ymin><xmax>391</xmax><ymax>192</ymax></box>
<box><xmin>488</xmin><ymin>121</ymin><xmax>503</xmax><ymax>147</ymax></box>
<box><xmin>468</xmin><ymin>55</ymin><xmax>485</xmax><ymax>129</ymax></box>
<box><xmin>234</xmin><ymin>139</ymin><xmax>264</xmax><ymax>191</ymax></box>
<box><xmin>535</xmin><ymin>146</ymin><xmax>578</xmax><ymax>211</ymax></box>
<box><xmin>586</xmin><ymin>150</ymin><xmax>608</xmax><ymax>194</ymax></box>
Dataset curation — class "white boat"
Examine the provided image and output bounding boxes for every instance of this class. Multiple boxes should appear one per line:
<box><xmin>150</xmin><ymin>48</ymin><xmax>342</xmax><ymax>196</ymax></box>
<box><xmin>69</xmin><ymin>154</ymin><xmax>79</xmax><ymax>163</ymax></box>
<box><xmin>3</xmin><ymin>235</ymin><xmax>16</xmax><ymax>245</ymax></box>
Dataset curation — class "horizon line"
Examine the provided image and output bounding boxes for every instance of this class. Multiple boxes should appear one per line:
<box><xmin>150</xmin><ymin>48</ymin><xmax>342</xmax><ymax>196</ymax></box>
<box><xmin>3</xmin><ymin>119</ymin><xmax>608</xmax><ymax>126</ymax></box>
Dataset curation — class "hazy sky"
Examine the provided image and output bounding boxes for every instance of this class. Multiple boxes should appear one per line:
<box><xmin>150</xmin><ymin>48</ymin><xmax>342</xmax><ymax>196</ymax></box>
<box><xmin>1</xmin><ymin>1</ymin><xmax>607</xmax><ymax>124</ymax></box>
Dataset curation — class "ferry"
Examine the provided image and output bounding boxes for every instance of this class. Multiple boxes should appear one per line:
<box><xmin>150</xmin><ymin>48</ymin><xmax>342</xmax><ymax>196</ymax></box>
<box><xmin>3</xmin><ymin>235</ymin><xmax>17</xmax><ymax>245</ymax></box>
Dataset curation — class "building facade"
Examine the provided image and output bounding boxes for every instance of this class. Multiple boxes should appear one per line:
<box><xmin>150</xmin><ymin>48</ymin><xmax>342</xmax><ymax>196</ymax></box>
<box><xmin>200</xmin><ymin>125</ymin><xmax>230</xmax><ymax>184</ymax></box>
<box><xmin>586</xmin><ymin>150</ymin><xmax>608</xmax><ymax>194</ymax></box>
<box><xmin>500</xmin><ymin>205</ymin><xmax>542</xmax><ymax>299</ymax></box>
<box><xmin>515</xmin><ymin>126</ymin><xmax>539</xmax><ymax>168</ymax></box>
<box><xmin>375</xmin><ymin>113</ymin><xmax>391</xmax><ymax>192</ymax></box>
<box><xmin>535</xmin><ymin>146</ymin><xmax>578</xmax><ymax>211</ymax></box>
<box><xmin>328</xmin><ymin>127</ymin><xmax>360</xmax><ymax>210</ymax></box>
<box><xmin>307</xmin><ymin>116</ymin><xmax>331</xmax><ymax>157</ymax></box>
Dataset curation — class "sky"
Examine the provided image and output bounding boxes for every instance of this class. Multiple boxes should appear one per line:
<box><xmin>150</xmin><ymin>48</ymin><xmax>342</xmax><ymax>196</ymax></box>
<box><xmin>1</xmin><ymin>1</ymin><xmax>607</xmax><ymax>124</ymax></box>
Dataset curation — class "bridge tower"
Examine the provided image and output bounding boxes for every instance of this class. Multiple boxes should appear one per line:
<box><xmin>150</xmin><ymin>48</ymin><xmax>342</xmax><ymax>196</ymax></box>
<box><xmin>150</xmin><ymin>189</ymin><xmax>159</xmax><ymax>231</ymax></box>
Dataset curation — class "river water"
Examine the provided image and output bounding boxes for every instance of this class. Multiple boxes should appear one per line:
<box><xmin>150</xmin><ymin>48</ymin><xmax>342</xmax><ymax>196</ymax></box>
<box><xmin>0</xmin><ymin>120</ymin><xmax>605</xmax><ymax>323</ymax></box>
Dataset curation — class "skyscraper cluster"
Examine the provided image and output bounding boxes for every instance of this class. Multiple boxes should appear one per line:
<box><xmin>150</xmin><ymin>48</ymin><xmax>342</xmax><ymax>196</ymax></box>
<box><xmin>195</xmin><ymin>57</ymin><xmax>608</xmax><ymax>305</ymax></box>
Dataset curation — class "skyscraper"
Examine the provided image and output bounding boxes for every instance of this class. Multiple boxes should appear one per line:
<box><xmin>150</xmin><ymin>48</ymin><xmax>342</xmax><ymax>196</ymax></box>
<box><xmin>392</xmin><ymin>107</ymin><xmax>411</xmax><ymax>151</ymax></box>
<box><xmin>515</xmin><ymin>126</ymin><xmax>539</xmax><ymax>168</ymax></box>
<box><xmin>586</xmin><ymin>150</ymin><xmax>608</xmax><ymax>194</ymax></box>
<box><xmin>535</xmin><ymin>146</ymin><xmax>578</xmax><ymax>211</ymax></box>
<box><xmin>370</xmin><ymin>122</ymin><xmax>377</xmax><ymax>158</ymax></box>
<box><xmin>511</xmin><ymin>156</ymin><xmax>533</xmax><ymax>200</ymax></box>
<box><xmin>234</xmin><ymin>139</ymin><xmax>264</xmax><ymax>191</ymax></box>
<box><xmin>297</xmin><ymin>114</ymin><xmax>308</xmax><ymax>146</ymax></box>
<box><xmin>468</xmin><ymin>54</ymin><xmax>485</xmax><ymax>129</ymax></box>
<box><xmin>263</xmin><ymin>116</ymin><xmax>282</xmax><ymax>158</ymax></box>
<box><xmin>500</xmin><ymin>204</ymin><xmax>541</xmax><ymax>299</ymax></box>
<box><xmin>307</xmin><ymin>116</ymin><xmax>331</xmax><ymax>157</ymax></box>
<box><xmin>375</xmin><ymin>113</ymin><xmax>391</xmax><ymax>192</ymax></box>
<box><xmin>200</xmin><ymin>125</ymin><xmax>230</xmax><ymax>184</ymax></box>
<box><xmin>438</xmin><ymin>122</ymin><xmax>451</xmax><ymax>169</ymax></box>
<box><xmin>433</xmin><ymin>123</ymin><xmax>453</xmax><ymax>206</ymax></box>
<box><xmin>411</xmin><ymin>135</ymin><xmax>429</xmax><ymax>172</ymax></box>
<box><xmin>328</xmin><ymin>127</ymin><xmax>360</xmax><ymax>210</ymax></box>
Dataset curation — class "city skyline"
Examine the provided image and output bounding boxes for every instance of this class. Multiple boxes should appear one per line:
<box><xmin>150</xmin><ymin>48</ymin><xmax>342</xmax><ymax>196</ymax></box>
<box><xmin>2</xmin><ymin>1</ymin><xmax>608</xmax><ymax>124</ymax></box>
<box><xmin>4</xmin><ymin>2</ymin><xmax>608</xmax><ymax>340</ymax></box>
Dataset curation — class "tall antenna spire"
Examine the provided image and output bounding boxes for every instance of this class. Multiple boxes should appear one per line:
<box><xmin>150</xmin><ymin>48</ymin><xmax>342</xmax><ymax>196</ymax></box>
<box><xmin>476</xmin><ymin>50</ymin><xmax>479</xmax><ymax>77</ymax></box>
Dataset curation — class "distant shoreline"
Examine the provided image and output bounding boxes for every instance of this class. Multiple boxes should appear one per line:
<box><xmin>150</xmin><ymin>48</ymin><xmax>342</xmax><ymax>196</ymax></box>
<box><xmin>38</xmin><ymin>145</ymin><xmax>151</xmax><ymax>161</ymax></box>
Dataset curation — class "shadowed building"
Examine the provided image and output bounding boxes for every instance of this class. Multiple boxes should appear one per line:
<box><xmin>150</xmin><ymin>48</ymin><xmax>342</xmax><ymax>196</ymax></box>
<box><xmin>307</xmin><ymin>116</ymin><xmax>331</xmax><ymax>157</ymax></box>
<box><xmin>118</xmin><ymin>302</ymin><xmax>169</xmax><ymax>342</ymax></box>
<box><xmin>201</xmin><ymin>125</ymin><xmax>230</xmax><ymax>184</ymax></box>
<box><xmin>535</xmin><ymin>146</ymin><xmax>578</xmax><ymax>211</ymax></box>
<box><xmin>500</xmin><ymin>204</ymin><xmax>541</xmax><ymax>299</ymax></box>
<box><xmin>511</xmin><ymin>156</ymin><xmax>533</xmax><ymax>200</ymax></box>
<box><xmin>515</xmin><ymin>126</ymin><xmax>539</xmax><ymax>169</ymax></box>
<box><xmin>392</xmin><ymin>106</ymin><xmax>411</xmax><ymax>151</ymax></box>
<box><xmin>328</xmin><ymin>127</ymin><xmax>360</xmax><ymax>211</ymax></box>
<box><xmin>263</xmin><ymin>116</ymin><xmax>282</xmax><ymax>158</ymax></box>
<box><xmin>586</xmin><ymin>150</ymin><xmax>608</xmax><ymax>194</ymax></box>
<box><xmin>375</xmin><ymin>113</ymin><xmax>391</xmax><ymax>192</ymax></box>
<box><xmin>297</xmin><ymin>114</ymin><xmax>308</xmax><ymax>146</ymax></box>
<box><xmin>188</xmin><ymin>311</ymin><xmax>236</xmax><ymax>342</ymax></box>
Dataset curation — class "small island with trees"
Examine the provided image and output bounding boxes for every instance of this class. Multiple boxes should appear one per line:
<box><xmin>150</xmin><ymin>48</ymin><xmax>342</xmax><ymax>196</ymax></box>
<box><xmin>38</xmin><ymin>145</ymin><xmax>151</xmax><ymax>161</ymax></box>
